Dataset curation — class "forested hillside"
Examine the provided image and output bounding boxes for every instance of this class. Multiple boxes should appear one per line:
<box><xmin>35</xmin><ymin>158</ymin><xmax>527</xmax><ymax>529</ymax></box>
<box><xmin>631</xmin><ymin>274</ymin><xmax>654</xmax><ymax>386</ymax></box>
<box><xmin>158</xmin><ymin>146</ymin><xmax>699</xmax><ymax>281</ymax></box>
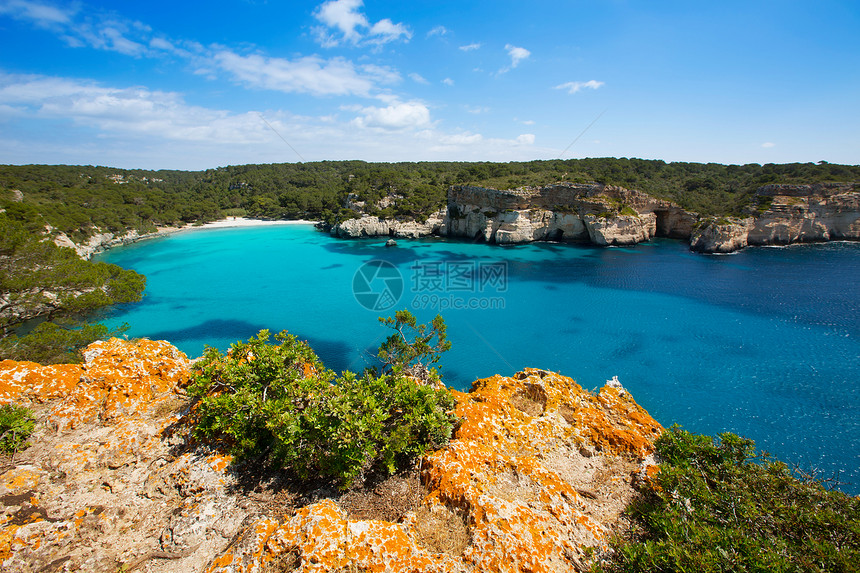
<box><xmin>2</xmin><ymin>160</ymin><xmax>858</xmax><ymax>242</ymax></box>
<box><xmin>0</xmin><ymin>213</ymin><xmax>145</xmax><ymax>363</ymax></box>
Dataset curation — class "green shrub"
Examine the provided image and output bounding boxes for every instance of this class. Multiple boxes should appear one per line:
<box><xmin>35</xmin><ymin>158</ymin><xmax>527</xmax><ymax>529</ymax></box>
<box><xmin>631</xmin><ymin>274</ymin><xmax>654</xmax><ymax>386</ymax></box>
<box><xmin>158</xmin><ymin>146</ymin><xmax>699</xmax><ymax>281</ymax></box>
<box><xmin>376</xmin><ymin>310</ymin><xmax>451</xmax><ymax>383</ymax></box>
<box><xmin>188</xmin><ymin>321</ymin><xmax>457</xmax><ymax>488</ymax></box>
<box><xmin>596</xmin><ymin>426</ymin><xmax>860</xmax><ymax>572</ymax></box>
<box><xmin>0</xmin><ymin>321</ymin><xmax>128</xmax><ymax>364</ymax></box>
<box><xmin>0</xmin><ymin>404</ymin><xmax>36</xmax><ymax>455</ymax></box>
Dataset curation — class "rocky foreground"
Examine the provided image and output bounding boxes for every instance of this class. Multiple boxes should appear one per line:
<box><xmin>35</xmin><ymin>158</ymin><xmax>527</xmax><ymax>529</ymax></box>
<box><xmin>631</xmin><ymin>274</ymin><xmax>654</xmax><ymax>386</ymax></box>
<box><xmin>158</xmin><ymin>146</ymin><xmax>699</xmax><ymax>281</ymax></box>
<box><xmin>0</xmin><ymin>339</ymin><xmax>661</xmax><ymax>572</ymax></box>
<box><xmin>330</xmin><ymin>182</ymin><xmax>860</xmax><ymax>253</ymax></box>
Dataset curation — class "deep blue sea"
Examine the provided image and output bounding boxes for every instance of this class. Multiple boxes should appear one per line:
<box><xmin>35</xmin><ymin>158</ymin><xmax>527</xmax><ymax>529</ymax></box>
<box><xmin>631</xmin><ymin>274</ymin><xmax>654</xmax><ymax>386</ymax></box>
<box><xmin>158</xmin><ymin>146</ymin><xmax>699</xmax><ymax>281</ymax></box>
<box><xmin>95</xmin><ymin>225</ymin><xmax>860</xmax><ymax>494</ymax></box>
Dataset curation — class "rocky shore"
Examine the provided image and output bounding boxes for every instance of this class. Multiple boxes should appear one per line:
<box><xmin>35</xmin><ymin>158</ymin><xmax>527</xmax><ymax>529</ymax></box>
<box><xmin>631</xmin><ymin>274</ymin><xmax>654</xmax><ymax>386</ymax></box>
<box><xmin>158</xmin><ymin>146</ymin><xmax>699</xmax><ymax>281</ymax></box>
<box><xmin>329</xmin><ymin>182</ymin><xmax>860</xmax><ymax>254</ymax></box>
<box><xmin>54</xmin><ymin>218</ymin><xmax>316</xmax><ymax>260</ymax></box>
<box><xmin>0</xmin><ymin>339</ymin><xmax>661</xmax><ymax>572</ymax></box>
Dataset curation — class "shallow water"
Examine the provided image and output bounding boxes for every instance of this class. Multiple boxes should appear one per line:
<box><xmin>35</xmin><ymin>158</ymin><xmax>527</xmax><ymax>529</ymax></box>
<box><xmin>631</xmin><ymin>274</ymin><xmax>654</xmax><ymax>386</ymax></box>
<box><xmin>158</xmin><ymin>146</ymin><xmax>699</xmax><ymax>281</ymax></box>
<box><xmin>96</xmin><ymin>227</ymin><xmax>860</xmax><ymax>494</ymax></box>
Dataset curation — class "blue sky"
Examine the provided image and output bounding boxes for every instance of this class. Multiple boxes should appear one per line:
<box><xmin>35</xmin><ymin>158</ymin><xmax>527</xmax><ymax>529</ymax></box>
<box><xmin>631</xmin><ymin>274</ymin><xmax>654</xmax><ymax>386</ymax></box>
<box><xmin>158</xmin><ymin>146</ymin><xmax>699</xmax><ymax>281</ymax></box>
<box><xmin>0</xmin><ymin>0</ymin><xmax>858</xmax><ymax>170</ymax></box>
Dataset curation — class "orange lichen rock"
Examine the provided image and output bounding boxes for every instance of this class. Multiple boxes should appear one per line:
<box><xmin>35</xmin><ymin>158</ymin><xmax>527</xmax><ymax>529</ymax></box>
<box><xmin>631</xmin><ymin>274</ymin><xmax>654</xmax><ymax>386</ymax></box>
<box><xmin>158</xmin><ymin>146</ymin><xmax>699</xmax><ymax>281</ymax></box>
<box><xmin>0</xmin><ymin>361</ymin><xmax>84</xmax><ymax>405</ymax></box>
<box><xmin>0</xmin><ymin>338</ymin><xmax>190</xmax><ymax>430</ymax></box>
<box><xmin>207</xmin><ymin>368</ymin><xmax>662</xmax><ymax>573</ymax></box>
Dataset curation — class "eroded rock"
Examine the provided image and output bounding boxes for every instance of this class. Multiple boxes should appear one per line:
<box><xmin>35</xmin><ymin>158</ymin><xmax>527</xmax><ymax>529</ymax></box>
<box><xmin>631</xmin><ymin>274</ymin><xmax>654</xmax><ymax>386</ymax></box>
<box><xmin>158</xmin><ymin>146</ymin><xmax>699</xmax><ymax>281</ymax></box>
<box><xmin>1</xmin><ymin>342</ymin><xmax>662</xmax><ymax>573</ymax></box>
<box><xmin>205</xmin><ymin>368</ymin><xmax>662</xmax><ymax>573</ymax></box>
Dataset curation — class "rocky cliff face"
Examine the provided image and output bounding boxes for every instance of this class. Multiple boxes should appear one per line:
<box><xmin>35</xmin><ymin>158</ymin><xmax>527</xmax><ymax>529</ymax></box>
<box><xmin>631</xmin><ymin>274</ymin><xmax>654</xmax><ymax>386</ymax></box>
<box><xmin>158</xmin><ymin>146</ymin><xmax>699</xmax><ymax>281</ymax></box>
<box><xmin>52</xmin><ymin>224</ymin><xmax>191</xmax><ymax>260</ymax></box>
<box><xmin>330</xmin><ymin>181</ymin><xmax>859</xmax><ymax>254</ymax></box>
<box><xmin>330</xmin><ymin>210</ymin><xmax>447</xmax><ymax>239</ymax></box>
<box><xmin>690</xmin><ymin>183</ymin><xmax>860</xmax><ymax>252</ymax></box>
<box><xmin>333</xmin><ymin>183</ymin><xmax>697</xmax><ymax>247</ymax></box>
<box><xmin>748</xmin><ymin>183</ymin><xmax>860</xmax><ymax>245</ymax></box>
<box><xmin>443</xmin><ymin>184</ymin><xmax>693</xmax><ymax>247</ymax></box>
<box><xmin>1</xmin><ymin>340</ymin><xmax>661</xmax><ymax>572</ymax></box>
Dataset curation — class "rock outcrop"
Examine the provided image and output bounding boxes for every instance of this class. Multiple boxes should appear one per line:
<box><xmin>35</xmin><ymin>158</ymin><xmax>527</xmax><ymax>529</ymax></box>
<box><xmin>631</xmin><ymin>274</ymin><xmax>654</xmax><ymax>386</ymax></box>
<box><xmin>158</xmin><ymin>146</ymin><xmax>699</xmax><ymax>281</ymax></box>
<box><xmin>747</xmin><ymin>183</ymin><xmax>860</xmax><ymax>246</ymax></box>
<box><xmin>54</xmin><ymin>227</ymin><xmax>187</xmax><ymax>260</ymax></box>
<box><xmin>331</xmin><ymin>210</ymin><xmax>446</xmax><ymax>239</ymax></box>
<box><xmin>442</xmin><ymin>184</ymin><xmax>693</xmax><ymax>247</ymax></box>
<box><xmin>330</xmin><ymin>181</ymin><xmax>859</xmax><ymax>254</ymax></box>
<box><xmin>690</xmin><ymin>217</ymin><xmax>755</xmax><ymax>253</ymax></box>
<box><xmin>0</xmin><ymin>342</ymin><xmax>661</xmax><ymax>573</ymax></box>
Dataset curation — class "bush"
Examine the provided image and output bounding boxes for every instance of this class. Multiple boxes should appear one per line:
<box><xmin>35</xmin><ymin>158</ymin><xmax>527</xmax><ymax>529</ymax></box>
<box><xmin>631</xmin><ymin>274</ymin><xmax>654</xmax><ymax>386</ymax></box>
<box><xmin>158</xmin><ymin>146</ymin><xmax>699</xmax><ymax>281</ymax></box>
<box><xmin>0</xmin><ymin>322</ymin><xmax>128</xmax><ymax>364</ymax></box>
<box><xmin>188</xmin><ymin>323</ymin><xmax>457</xmax><ymax>487</ymax></box>
<box><xmin>0</xmin><ymin>404</ymin><xmax>36</xmax><ymax>455</ymax></box>
<box><xmin>376</xmin><ymin>310</ymin><xmax>451</xmax><ymax>383</ymax></box>
<box><xmin>596</xmin><ymin>426</ymin><xmax>860</xmax><ymax>572</ymax></box>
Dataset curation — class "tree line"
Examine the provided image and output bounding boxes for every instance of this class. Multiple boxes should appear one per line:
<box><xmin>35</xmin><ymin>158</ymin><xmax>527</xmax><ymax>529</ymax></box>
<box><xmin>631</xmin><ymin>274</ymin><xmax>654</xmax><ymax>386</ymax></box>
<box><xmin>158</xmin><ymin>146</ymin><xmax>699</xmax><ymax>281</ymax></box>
<box><xmin>3</xmin><ymin>160</ymin><xmax>858</xmax><ymax>242</ymax></box>
<box><xmin>1</xmin><ymin>158</ymin><xmax>857</xmax><ymax>364</ymax></box>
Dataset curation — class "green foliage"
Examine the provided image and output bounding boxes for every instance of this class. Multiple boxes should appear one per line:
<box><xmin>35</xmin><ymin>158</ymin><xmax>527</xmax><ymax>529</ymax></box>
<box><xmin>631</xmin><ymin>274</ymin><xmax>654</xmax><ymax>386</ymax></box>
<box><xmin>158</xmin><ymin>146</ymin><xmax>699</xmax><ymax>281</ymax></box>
<box><xmin>0</xmin><ymin>403</ymin><xmax>36</xmax><ymax>455</ymax></box>
<box><xmin>596</xmin><ymin>426</ymin><xmax>860</xmax><ymax>573</ymax></box>
<box><xmin>377</xmin><ymin>310</ymin><xmax>451</xmax><ymax>382</ymax></box>
<box><xmin>0</xmin><ymin>321</ymin><xmax>127</xmax><ymax>364</ymax></box>
<box><xmin>2</xmin><ymin>160</ymin><xmax>858</xmax><ymax>236</ymax></box>
<box><xmin>188</xmin><ymin>326</ymin><xmax>457</xmax><ymax>488</ymax></box>
<box><xmin>0</xmin><ymin>213</ymin><xmax>145</xmax><ymax>363</ymax></box>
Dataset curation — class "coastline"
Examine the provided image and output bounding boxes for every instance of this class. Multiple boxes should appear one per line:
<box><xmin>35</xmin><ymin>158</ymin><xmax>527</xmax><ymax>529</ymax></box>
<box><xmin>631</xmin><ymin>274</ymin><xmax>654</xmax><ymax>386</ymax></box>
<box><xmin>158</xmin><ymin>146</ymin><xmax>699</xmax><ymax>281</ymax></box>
<box><xmin>189</xmin><ymin>217</ymin><xmax>318</xmax><ymax>230</ymax></box>
<box><xmin>85</xmin><ymin>217</ymin><xmax>319</xmax><ymax>259</ymax></box>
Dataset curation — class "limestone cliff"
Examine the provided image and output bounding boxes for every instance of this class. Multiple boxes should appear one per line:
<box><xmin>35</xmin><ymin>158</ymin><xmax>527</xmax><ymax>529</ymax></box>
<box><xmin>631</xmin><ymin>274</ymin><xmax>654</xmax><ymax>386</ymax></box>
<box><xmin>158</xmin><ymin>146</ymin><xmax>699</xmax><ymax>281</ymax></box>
<box><xmin>330</xmin><ymin>181</ymin><xmax>859</xmax><ymax>253</ymax></box>
<box><xmin>332</xmin><ymin>183</ymin><xmax>696</xmax><ymax>247</ymax></box>
<box><xmin>0</xmin><ymin>340</ymin><xmax>661</xmax><ymax>572</ymax></box>
<box><xmin>748</xmin><ymin>183</ymin><xmax>860</xmax><ymax>245</ymax></box>
<box><xmin>330</xmin><ymin>210</ymin><xmax>446</xmax><ymax>239</ymax></box>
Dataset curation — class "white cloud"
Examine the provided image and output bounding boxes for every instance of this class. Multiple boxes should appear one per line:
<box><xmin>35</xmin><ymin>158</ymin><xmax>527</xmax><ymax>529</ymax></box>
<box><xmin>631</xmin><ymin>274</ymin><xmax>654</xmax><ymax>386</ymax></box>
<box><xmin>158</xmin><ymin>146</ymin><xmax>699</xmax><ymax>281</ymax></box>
<box><xmin>314</xmin><ymin>0</ymin><xmax>367</xmax><ymax>42</ymax></box>
<box><xmin>0</xmin><ymin>72</ymin><xmax>552</xmax><ymax>168</ymax></box>
<box><xmin>0</xmin><ymin>1</ymin><xmax>405</xmax><ymax>101</ymax></box>
<box><xmin>368</xmin><ymin>18</ymin><xmax>411</xmax><ymax>45</ymax></box>
<box><xmin>555</xmin><ymin>80</ymin><xmax>604</xmax><ymax>94</ymax></box>
<box><xmin>516</xmin><ymin>133</ymin><xmax>535</xmax><ymax>145</ymax></box>
<box><xmin>0</xmin><ymin>1</ymin><xmax>158</xmax><ymax>57</ymax></box>
<box><xmin>427</xmin><ymin>25</ymin><xmax>448</xmax><ymax>37</ymax></box>
<box><xmin>351</xmin><ymin>101</ymin><xmax>431</xmax><ymax>130</ymax></box>
<box><xmin>0</xmin><ymin>73</ymin><xmax>275</xmax><ymax>144</ymax></box>
<box><xmin>435</xmin><ymin>132</ymin><xmax>483</xmax><ymax>146</ymax></box>
<box><xmin>761</xmin><ymin>142</ymin><xmax>776</xmax><ymax>148</ymax></box>
<box><xmin>149</xmin><ymin>37</ymin><xmax>175</xmax><ymax>52</ymax></box>
<box><xmin>504</xmin><ymin>44</ymin><xmax>530</xmax><ymax>70</ymax></box>
<box><xmin>459</xmin><ymin>42</ymin><xmax>481</xmax><ymax>52</ymax></box>
<box><xmin>313</xmin><ymin>0</ymin><xmax>411</xmax><ymax>47</ymax></box>
<box><xmin>214</xmin><ymin>50</ymin><xmax>398</xmax><ymax>96</ymax></box>
<box><xmin>466</xmin><ymin>106</ymin><xmax>489</xmax><ymax>114</ymax></box>
<box><xmin>442</xmin><ymin>77</ymin><xmax>454</xmax><ymax>86</ymax></box>
<box><xmin>422</xmin><ymin>130</ymin><xmax>539</xmax><ymax>155</ymax></box>
<box><xmin>517</xmin><ymin>119</ymin><xmax>535</xmax><ymax>125</ymax></box>
<box><xmin>408</xmin><ymin>72</ymin><xmax>429</xmax><ymax>84</ymax></box>
<box><xmin>0</xmin><ymin>0</ymin><xmax>75</xmax><ymax>26</ymax></box>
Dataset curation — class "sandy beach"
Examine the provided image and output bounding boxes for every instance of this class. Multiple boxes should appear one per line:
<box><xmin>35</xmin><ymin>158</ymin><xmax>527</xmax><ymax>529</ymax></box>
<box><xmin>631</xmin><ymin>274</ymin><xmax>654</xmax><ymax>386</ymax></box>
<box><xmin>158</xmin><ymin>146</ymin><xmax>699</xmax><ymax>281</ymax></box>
<box><xmin>193</xmin><ymin>217</ymin><xmax>318</xmax><ymax>229</ymax></box>
<box><xmin>153</xmin><ymin>217</ymin><xmax>317</xmax><ymax>236</ymax></box>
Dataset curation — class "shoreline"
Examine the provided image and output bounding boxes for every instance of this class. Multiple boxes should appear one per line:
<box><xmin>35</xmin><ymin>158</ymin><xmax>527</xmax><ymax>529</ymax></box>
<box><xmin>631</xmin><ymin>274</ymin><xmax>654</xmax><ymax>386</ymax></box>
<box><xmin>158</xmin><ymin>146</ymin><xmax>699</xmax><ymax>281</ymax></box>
<box><xmin>86</xmin><ymin>218</ymin><xmax>319</xmax><ymax>259</ymax></box>
<box><xmin>188</xmin><ymin>217</ymin><xmax>318</xmax><ymax>230</ymax></box>
<box><xmin>154</xmin><ymin>217</ymin><xmax>318</xmax><ymax>236</ymax></box>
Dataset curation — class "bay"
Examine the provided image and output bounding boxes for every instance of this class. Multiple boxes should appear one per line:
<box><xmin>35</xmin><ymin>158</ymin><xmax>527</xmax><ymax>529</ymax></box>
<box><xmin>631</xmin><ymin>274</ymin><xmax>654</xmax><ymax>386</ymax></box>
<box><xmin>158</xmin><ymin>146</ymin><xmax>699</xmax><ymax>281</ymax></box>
<box><xmin>95</xmin><ymin>226</ymin><xmax>860</xmax><ymax>494</ymax></box>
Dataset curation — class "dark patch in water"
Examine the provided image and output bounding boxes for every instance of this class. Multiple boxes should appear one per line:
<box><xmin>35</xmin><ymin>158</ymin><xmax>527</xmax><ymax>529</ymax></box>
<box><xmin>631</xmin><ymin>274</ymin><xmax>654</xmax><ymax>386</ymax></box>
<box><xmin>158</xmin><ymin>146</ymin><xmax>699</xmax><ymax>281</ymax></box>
<box><xmin>146</xmin><ymin>319</ymin><xmax>270</xmax><ymax>344</ymax></box>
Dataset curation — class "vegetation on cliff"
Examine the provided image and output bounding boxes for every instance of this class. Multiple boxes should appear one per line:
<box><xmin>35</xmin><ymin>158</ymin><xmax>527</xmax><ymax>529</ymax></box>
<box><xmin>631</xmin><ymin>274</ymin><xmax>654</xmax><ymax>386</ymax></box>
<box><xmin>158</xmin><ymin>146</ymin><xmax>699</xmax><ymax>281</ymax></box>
<box><xmin>0</xmin><ymin>403</ymin><xmax>36</xmax><ymax>456</ymax></box>
<box><xmin>0</xmin><ymin>213</ymin><xmax>145</xmax><ymax>363</ymax></box>
<box><xmin>188</xmin><ymin>312</ymin><xmax>456</xmax><ymax>487</ymax></box>
<box><xmin>597</xmin><ymin>426</ymin><xmax>860</xmax><ymax>572</ymax></box>
<box><xmin>3</xmin><ymin>160</ymin><xmax>858</xmax><ymax>240</ymax></box>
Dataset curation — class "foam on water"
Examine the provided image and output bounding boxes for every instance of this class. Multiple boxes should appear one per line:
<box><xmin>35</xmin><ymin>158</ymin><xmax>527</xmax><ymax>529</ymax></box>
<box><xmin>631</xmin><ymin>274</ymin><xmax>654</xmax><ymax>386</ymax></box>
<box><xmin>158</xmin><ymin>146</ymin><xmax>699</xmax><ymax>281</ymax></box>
<box><xmin>96</xmin><ymin>226</ymin><xmax>860</xmax><ymax>494</ymax></box>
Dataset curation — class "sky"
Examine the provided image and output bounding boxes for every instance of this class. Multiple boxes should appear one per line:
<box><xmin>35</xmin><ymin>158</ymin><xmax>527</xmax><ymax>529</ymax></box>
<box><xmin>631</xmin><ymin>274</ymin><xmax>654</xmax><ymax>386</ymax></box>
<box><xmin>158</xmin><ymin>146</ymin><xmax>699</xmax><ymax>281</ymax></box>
<box><xmin>0</xmin><ymin>0</ymin><xmax>858</xmax><ymax>170</ymax></box>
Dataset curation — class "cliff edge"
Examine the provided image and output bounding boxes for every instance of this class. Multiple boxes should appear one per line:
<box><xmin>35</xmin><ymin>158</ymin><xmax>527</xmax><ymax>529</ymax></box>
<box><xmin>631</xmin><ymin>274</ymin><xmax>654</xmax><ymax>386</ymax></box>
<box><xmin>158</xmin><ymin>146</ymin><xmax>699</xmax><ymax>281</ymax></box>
<box><xmin>330</xmin><ymin>182</ymin><xmax>860</xmax><ymax>253</ymax></box>
<box><xmin>0</xmin><ymin>340</ymin><xmax>661</xmax><ymax>572</ymax></box>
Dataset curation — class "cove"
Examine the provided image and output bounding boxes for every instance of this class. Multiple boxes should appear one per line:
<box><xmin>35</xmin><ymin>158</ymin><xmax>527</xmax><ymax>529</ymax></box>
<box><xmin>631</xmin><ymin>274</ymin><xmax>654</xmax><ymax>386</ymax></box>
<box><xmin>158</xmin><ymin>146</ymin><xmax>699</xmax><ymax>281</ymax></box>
<box><xmin>95</xmin><ymin>225</ymin><xmax>860</xmax><ymax>494</ymax></box>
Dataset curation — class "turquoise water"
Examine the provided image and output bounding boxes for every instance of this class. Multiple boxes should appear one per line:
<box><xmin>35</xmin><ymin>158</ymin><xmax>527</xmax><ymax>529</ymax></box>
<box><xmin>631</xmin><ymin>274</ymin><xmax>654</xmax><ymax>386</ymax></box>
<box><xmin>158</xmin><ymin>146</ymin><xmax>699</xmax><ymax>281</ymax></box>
<box><xmin>96</xmin><ymin>226</ymin><xmax>860</xmax><ymax>494</ymax></box>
